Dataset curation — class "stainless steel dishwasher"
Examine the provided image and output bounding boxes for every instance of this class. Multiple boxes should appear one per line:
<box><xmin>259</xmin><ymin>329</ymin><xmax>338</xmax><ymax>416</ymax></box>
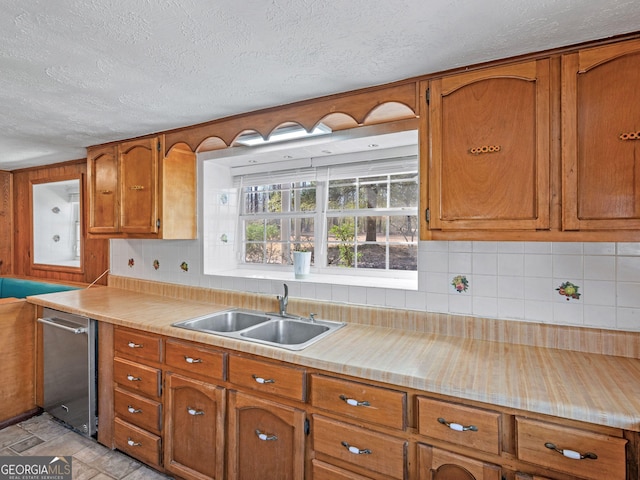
<box><xmin>38</xmin><ymin>307</ymin><xmax>97</xmax><ymax>437</ymax></box>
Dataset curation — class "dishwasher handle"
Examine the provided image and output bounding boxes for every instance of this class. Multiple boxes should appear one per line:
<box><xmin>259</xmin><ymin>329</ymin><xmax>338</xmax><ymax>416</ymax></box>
<box><xmin>37</xmin><ymin>317</ymin><xmax>88</xmax><ymax>334</ymax></box>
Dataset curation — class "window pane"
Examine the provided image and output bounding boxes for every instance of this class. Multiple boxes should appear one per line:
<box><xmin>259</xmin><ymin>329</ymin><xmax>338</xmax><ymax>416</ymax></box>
<box><xmin>245</xmin><ymin>243</ymin><xmax>264</xmax><ymax>264</ymax></box>
<box><xmin>390</xmin><ymin>174</ymin><xmax>418</xmax><ymax>208</ymax></box>
<box><xmin>358</xmin><ymin>180</ymin><xmax>388</xmax><ymax>209</ymax></box>
<box><xmin>243</xmin><ymin>185</ymin><xmax>282</xmax><ymax>213</ymax></box>
<box><xmin>265</xmin><ymin>241</ymin><xmax>285</xmax><ymax>264</ymax></box>
<box><xmin>358</xmin><ymin>243</ymin><xmax>387</xmax><ymax>269</ymax></box>
<box><xmin>328</xmin><ymin>181</ymin><xmax>356</xmax><ymax>210</ymax></box>
<box><xmin>357</xmin><ymin>216</ymin><xmax>385</xmax><ymax>243</ymax></box>
<box><xmin>389</xmin><ymin>215</ymin><xmax>418</xmax><ymax>243</ymax></box>
<box><xmin>327</xmin><ymin>217</ymin><xmax>357</xmax><ymax>267</ymax></box>
<box><xmin>245</xmin><ymin>219</ymin><xmax>266</xmax><ymax>242</ymax></box>
<box><xmin>389</xmin><ymin>244</ymin><xmax>418</xmax><ymax>270</ymax></box>
<box><xmin>288</xmin><ymin>217</ymin><xmax>315</xmax><ymax>247</ymax></box>
<box><xmin>291</xmin><ymin>183</ymin><xmax>316</xmax><ymax>211</ymax></box>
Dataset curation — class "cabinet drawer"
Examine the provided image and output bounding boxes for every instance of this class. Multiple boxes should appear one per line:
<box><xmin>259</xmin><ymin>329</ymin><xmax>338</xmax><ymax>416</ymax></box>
<box><xmin>313</xmin><ymin>415</ymin><xmax>407</xmax><ymax>480</ymax></box>
<box><xmin>516</xmin><ymin>417</ymin><xmax>627</xmax><ymax>480</ymax></box>
<box><xmin>417</xmin><ymin>444</ymin><xmax>502</xmax><ymax>480</ymax></box>
<box><xmin>311</xmin><ymin>374</ymin><xmax>406</xmax><ymax>430</ymax></box>
<box><xmin>114</xmin><ymin>357</ymin><xmax>161</xmax><ymax>398</ymax></box>
<box><xmin>311</xmin><ymin>459</ymin><xmax>374</xmax><ymax>480</ymax></box>
<box><xmin>114</xmin><ymin>327</ymin><xmax>162</xmax><ymax>363</ymax></box>
<box><xmin>417</xmin><ymin>396</ymin><xmax>501</xmax><ymax>455</ymax></box>
<box><xmin>165</xmin><ymin>339</ymin><xmax>226</xmax><ymax>381</ymax></box>
<box><xmin>114</xmin><ymin>387</ymin><xmax>162</xmax><ymax>434</ymax></box>
<box><xmin>114</xmin><ymin>418</ymin><xmax>162</xmax><ymax>468</ymax></box>
<box><xmin>228</xmin><ymin>355</ymin><xmax>306</xmax><ymax>401</ymax></box>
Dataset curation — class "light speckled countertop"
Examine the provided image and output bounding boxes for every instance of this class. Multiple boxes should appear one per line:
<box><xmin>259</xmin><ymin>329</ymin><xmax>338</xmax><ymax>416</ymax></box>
<box><xmin>28</xmin><ymin>287</ymin><xmax>640</xmax><ymax>432</ymax></box>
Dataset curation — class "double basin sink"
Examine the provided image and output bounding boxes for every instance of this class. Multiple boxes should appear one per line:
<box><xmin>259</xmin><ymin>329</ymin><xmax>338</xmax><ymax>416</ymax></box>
<box><xmin>172</xmin><ymin>309</ymin><xmax>345</xmax><ymax>351</ymax></box>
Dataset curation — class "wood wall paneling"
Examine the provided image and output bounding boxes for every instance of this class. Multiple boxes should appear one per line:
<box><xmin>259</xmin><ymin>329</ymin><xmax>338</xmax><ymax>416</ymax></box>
<box><xmin>0</xmin><ymin>171</ymin><xmax>13</xmax><ymax>275</ymax></box>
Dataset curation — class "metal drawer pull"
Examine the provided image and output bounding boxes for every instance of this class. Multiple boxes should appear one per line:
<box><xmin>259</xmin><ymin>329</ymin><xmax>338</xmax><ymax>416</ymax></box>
<box><xmin>252</xmin><ymin>374</ymin><xmax>275</xmax><ymax>384</ymax></box>
<box><xmin>341</xmin><ymin>441</ymin><xmax>372</xmax><ymax>455</ymax></box>
<box><xmin>130</xmin><ymin>185</ymin><xmax>145</xmax><ymax>190</ymax></box>
<box><xmin>544</xmin><ymin>442</ymin><xmax>598</xmax><ymax>460</ymax></box>
<box><xmin>184</xmin><ymin>356</ymin><xmax>202</xmax><ymax>364</ymax></box>
<box><xmin>438</xmin><ymin>417</ymin><xmax>478</xmax><ymax>432</ymax></box>
<box><xmin>255</xmin><ymin>430</ymin><xmax>278</xmax><ymax>441</ymax></box>
<box><xmin>127</xmin><ymin>406</ymin><xmax>142</xmax><ymax>414</ymax></box>
<box><xmin>127</xmin><ymin>342</ymin><xmax>143</xmax><ymax>348</ymax></box>
<box><xmin>339</xmin><ymin>394</ymin><xmax>370</xmax><ymax>407</ymax></box>
<box><xmin>187</xmin><ymin>406</ymin><xmax>205</xmax><ymax>416</ymax></box>
<box><xmin>126</xmin><ymin>375</ymin><xmax>142</xmax><ymax>382</ymax></box>
<box><xmin>127</xmin><ymin>438</ymin><xmax>141</xmax><ymax>447</ymax></box>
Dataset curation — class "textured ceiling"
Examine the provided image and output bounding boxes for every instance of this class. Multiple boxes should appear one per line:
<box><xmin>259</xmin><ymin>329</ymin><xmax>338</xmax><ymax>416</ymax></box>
<box><xmin>1</xmin><ymin>0</ymin><xmax>639</xmax><ymax>170</ymax></box>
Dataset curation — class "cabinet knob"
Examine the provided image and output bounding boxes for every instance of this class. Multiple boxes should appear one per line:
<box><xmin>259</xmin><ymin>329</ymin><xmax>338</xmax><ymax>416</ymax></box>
<box><xmin>544</xmin><ymin>442</ymin><xmax>598</xmax><ymax>460</ymax></box>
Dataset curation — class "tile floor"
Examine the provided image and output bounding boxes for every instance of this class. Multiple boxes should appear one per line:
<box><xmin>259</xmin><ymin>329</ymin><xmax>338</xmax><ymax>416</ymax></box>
<box><xmin>0</xmin><ymin>413</ymin><xmax>172</xmax><ymax>479</ymax></box>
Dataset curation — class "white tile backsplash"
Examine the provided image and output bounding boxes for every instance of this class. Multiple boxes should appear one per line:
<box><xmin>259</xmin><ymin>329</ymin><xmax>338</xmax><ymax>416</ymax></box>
<box><xmin>111</xmin><ymin>239</ymin><xmax>640</xmax><ymax>332</ymax></box>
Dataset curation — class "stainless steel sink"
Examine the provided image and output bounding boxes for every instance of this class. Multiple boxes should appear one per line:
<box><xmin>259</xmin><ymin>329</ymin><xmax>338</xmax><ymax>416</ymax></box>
<box><xmin>175</xmin><ymin>310</ymin><xmax>270</xmax><ymax>332</ymax></box>
<box><xmin>172</xmin><ymin>309</ymin><xmax>344</xmax><ymax>350</ymax></box>
<box><xmin>241</xmin><ymin>318</ymin><xmax>330</xmax><ymax>346</ymax></box>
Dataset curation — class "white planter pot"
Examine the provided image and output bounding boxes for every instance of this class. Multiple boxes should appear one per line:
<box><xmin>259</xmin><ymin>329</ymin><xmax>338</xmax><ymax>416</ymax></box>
<box><xmin>293</xmin><ymin>251</ymin><xmax>311</xmax><ymax>279</ymax></box>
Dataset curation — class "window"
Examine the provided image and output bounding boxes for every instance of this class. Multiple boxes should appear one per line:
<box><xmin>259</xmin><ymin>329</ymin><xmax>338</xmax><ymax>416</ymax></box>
<box><xmin>202</xmin><ymin>126</ymin><xmax>419</xmax><ymax>286</ymax></box>
<box><xmin>241</xmin><ymin>181</ymin><xmax>317</xmax><ymax>265</ymax></box>
<box><xmin>237</xmin><ymin>156</ymin><xmax>418</xmax><ymax>275</ymax></box>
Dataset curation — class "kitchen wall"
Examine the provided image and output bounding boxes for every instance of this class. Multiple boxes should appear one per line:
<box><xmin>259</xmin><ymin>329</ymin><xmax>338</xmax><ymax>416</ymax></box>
<box><xmin>110</xmin><ymin>238</ymin><xmax>640</xmax><ymax>332</ymax></box>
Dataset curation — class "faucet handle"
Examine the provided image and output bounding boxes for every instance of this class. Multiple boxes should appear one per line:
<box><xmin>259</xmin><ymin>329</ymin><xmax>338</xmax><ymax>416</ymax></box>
<box><xmin>309</xmin><ymin>313</ymin><xmax>316</xmax><ymax>322</ymax></box>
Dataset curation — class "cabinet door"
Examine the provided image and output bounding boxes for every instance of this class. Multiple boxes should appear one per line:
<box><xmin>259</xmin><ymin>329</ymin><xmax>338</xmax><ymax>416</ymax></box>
<box><xmin>427</xmin><ymin>59</ymin><xmax>550</xmax><ymax>231</ymax></box>
<box><xmin>119</xmin><ymin>137</ymin><xmax>159</xmax><ymax>234</ymax></box>
<box><xmin>417</xmin><ymin>444</ymin><xmax>501</xmax><ymax>480</ymax></box>
<box><xmin>562</xmin><ymin>38</ymin><xmax>640</xmax><ymax>230</ymax></box>
<box><xmin>87</xmin><ymin>145</ymin><xmax>119</xmax><ymax>234</ymax></box>
<box><xmin>164</xmin><ymin>372</ymin><xmax>225</xmax><ymax>480</ymax></box>
<box><xmin>227</xmin><ymin>390</ymin><xmax>305</xmax><ymax>480</ymax></box>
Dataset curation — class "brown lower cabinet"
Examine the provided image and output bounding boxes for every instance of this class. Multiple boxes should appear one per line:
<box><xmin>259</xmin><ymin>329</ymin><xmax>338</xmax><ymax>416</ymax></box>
<box><xmin>104</xmin><ymin>325</ymin><xmax>635</xmax><ymax>480</ymax></box>
<box><xmin>417</xmin><ymin>444</ymin><xmax>501</xmax><ymax>480</ymax></box>
<box><xmin>227</xmin><ymin>389</ymin><xmax>306</xmax><ymax>480</ymax></box>
<box><xmin>163</xmin><ymin>372</ymin><xmax>225</xmax><ymax>480</ymax></box>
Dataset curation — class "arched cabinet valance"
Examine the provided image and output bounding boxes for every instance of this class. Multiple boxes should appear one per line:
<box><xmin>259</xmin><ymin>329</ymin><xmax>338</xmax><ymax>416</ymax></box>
<box><xmin>164</xmin><ymin>82</ymin><xmax>418</xmax><ymax>155</ymax></box>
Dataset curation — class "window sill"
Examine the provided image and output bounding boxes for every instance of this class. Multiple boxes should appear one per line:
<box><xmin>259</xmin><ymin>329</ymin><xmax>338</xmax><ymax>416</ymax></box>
<box><xmin>209</xmin><ymin>268</ymin><xmax>418</xmax><ymax>291</ymax></box>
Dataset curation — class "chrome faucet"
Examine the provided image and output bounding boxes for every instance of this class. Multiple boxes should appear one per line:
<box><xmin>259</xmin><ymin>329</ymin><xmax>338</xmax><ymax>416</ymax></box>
<box><xmin>277</xmin><ymin>283</ymin><xmax>289</xmax><ymax>316</ymax></box>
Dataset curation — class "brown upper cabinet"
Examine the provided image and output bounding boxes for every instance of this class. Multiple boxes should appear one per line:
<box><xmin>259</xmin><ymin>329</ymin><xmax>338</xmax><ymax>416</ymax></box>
<box><xmin>562</xmin><ymin>38</ymin><xmax>640</xmax><ymax>231</ymax></box>
<box><xmin>87</xmin><ymin>136</ymin><xmax>196</xmax><ymax>239</ymax></box>
<box><xmin>424</xmin><ymin>59</ymin><xmax>550</xmax><ymax>232</ymax></box>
